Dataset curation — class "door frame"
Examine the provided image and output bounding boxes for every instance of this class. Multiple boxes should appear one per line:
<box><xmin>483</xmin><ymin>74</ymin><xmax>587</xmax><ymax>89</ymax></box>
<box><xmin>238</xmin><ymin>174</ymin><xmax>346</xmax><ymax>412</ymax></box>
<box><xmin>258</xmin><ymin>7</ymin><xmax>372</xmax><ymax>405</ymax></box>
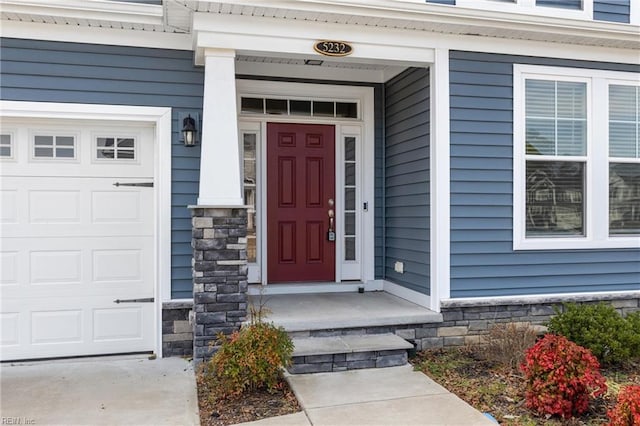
<box><xmin>236</xmin><ymin>80</ymin><xmax>375</xmax><ymax>286</ymax></box>
<box><xmin>0</xmin><ymin>100</ymin><xmax>172</xmax><ymax>358</ymax></box>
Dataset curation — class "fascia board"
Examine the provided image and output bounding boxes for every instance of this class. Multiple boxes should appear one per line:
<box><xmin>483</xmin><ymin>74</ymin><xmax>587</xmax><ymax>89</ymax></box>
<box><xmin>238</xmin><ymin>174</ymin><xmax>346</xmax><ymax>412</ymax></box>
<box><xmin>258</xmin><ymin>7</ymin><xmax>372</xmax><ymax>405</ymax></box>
<box><xmin>1</xmin><ymin>0</ymin><xmax>163</xmax><ymax>25</ymax></box>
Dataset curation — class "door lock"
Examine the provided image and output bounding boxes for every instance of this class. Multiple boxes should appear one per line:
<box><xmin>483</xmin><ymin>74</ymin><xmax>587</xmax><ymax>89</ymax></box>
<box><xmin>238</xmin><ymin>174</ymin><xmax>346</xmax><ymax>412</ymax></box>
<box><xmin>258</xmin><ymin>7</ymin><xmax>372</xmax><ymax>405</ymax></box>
<box><xmin>327</xmin><ymin>205</ymin><xmax>335</xmax><ymax>242</ymax></box>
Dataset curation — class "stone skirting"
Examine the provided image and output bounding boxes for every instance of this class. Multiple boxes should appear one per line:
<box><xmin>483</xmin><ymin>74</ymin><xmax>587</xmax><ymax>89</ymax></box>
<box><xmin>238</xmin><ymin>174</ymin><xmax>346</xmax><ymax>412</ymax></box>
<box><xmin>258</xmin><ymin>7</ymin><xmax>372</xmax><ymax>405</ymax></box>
<box><xmin>162</xmin><ymin>302</ymin><xmax>193</xmax><ymax>357</ymax></box>
<box><xmin>289</xmin><ymin>350</ymin><xmax>408</xmax><ymax>374</ymax></box>
<box><xmin>287</xmin><ymin>294</ymin><xmax>639</xmax><ymax>351</ymax></box>
<box><xmin>191</xmin><ymin>206</ymin><xmax>248</xmax><ymax>365</ymax></box>
<box><xmin>161</xmin><ymin>291</ymin><xmax>639</xmax><ymax>358</ymax></box>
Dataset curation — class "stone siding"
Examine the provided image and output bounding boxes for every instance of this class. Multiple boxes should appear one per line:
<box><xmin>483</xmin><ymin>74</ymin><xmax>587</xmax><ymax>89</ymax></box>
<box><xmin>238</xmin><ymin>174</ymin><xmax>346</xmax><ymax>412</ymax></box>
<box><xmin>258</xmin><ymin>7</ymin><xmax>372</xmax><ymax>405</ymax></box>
<box><xmin>289</xmin><ymin>349</ymin><xmax>407</xmax><ymax>374</ymax></box>
<box><xmin>162</xmin><ymin>302</ymin><xmax>193</xmax><ymax>357</ymax></box>
<box><xmin>191</xmin><ymin>207</ymin><xmax>248</xmax><ymax>365</ymax></box>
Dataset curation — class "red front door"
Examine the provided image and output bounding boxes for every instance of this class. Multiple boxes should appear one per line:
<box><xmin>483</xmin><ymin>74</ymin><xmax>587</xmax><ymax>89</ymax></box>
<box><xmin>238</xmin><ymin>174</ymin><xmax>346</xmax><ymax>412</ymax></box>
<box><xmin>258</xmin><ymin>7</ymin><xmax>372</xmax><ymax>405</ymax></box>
<box><xmin>267</xmin><ymin>123</ymin><xmax>336</xmax><ymax>283</ymax></box>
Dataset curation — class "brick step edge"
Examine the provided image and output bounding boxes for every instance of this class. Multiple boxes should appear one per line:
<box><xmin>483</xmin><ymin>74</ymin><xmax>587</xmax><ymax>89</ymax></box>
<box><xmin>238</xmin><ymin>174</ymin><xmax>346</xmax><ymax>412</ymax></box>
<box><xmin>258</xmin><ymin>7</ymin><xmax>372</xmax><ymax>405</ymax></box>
<box><xmin>287</xmin><ymin>349</ymin><xmax>408</xmax><ymax>374</ymax></box>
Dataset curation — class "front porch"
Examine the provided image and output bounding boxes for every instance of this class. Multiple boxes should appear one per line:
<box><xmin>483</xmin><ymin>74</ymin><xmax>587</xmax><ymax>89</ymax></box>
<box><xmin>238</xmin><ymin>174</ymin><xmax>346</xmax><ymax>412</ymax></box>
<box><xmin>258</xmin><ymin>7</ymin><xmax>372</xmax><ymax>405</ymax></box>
<box><xmin>249</xmin><ymin>290</ymin><xmax>444</xmax><ymax>373</ymax></box>
<box><xmin>251</xmin><ymin>291</ymin><xmax>442</xmax><ymax>334</ymax></box>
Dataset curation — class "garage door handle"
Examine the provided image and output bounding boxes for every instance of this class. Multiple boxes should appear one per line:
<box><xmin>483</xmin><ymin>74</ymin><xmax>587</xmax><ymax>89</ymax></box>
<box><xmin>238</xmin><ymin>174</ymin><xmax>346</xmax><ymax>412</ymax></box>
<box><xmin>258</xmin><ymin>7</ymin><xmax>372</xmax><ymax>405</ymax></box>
<box><xmin>113</xmin><ymin>298</ymin><xmax>155</xmax><ymax>304</ymax></box>
<box><xmin>113</xmin><ymin>182</ymin><xmax>154</xmax><ymax>187</ymax></box>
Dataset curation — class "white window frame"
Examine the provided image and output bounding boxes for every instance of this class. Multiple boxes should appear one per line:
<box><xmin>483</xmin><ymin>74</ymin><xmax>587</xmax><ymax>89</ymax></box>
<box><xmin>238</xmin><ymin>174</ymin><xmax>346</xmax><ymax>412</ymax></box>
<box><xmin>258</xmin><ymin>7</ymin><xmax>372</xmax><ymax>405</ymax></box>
<box><xmin>30</xmin><ymin>132</ymin><xmax>79</xmax><ymax>161</ymax></box>
<box><xmin>514</xmin><ymin>64</ymin><xmax>640</xmax><ymax>250</ymax></box>
<box><xmin>0</xmin><ymin>131</ymin><xmax>16</xmax><ymax>160</ymax></box>
<box><xmin>440</xmin><ymin>0</ymin><xmax>593</xmax><ymax>20</ymax></box>
<box><xmin>92</xmin><ymin>133</ymin><xmax>139</xmax><ymax>163</ymax></box>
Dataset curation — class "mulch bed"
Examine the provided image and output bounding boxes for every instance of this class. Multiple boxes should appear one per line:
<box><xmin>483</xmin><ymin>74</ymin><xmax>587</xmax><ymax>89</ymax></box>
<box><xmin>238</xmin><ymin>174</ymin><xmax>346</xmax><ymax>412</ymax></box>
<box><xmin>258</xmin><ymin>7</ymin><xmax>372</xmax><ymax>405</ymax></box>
<box><xmin>411</xmin><ymin>347</ymin><xmax>640</xmax><ymax>426</ymax></box>
<box><xmin>196</xmin><ymin>369</ymin><xmax>301</xmax><ymax>426</ymax></box>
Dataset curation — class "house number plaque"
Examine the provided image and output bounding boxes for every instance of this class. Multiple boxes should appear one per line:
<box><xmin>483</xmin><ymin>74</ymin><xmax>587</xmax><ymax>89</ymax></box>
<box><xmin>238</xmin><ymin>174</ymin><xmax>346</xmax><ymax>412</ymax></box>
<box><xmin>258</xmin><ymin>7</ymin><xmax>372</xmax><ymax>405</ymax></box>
<box><xmin>314</xmin><ymin>40</ymin><xmax>353</xmax><ymax>57</ymax></box>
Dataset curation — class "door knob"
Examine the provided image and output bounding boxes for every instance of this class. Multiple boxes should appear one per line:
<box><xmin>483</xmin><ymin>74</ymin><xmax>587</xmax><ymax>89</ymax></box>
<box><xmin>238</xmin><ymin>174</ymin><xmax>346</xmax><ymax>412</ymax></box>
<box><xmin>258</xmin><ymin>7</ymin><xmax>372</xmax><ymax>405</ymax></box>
<box><xmin>328</xmin><ymin>198</ymin><xmax>334</xmax><ymax>207</ymax></box>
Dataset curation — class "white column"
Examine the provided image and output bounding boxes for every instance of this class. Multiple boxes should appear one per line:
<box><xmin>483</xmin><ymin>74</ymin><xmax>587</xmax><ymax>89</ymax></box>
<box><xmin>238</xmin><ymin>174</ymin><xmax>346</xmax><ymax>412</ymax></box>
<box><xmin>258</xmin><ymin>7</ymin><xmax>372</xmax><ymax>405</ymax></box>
<box><xmin>198</xmin><ymin>48</ymin><xmax>243</xmax><ymax>206</ymax></box>
<box><xmin>429</xmin><ymin>48</ymin><xmax>451</xmax><ymax>312</ymax></box>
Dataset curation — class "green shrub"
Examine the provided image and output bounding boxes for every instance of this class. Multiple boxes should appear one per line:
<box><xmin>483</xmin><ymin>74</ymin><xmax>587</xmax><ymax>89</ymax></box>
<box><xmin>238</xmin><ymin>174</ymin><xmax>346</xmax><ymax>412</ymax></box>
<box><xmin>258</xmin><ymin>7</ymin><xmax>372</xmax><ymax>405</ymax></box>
<box><xmin>624</xmin><ymin>311</ymin><xmax>640</xmax><ymax>357</ymax></box>
<box><xmin>547</xmin><ymin>303</ymin><xmax>638</xmax><ymax>365</ymax></box>
<box><xmin>204</xmin><ymin>321</ymin><xmax>293</xmax><ymax>398</ymax></box>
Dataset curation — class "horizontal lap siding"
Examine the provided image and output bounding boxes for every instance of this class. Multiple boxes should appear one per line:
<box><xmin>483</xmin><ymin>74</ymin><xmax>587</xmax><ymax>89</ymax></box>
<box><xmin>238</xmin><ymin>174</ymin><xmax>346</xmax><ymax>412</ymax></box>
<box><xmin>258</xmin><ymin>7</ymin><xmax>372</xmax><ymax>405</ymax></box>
<box><xmin>449</xmin><ymin>51</ymin><xmax>640</xmax><ymax>298</ymax></box>
<box><xmin>384</xmin><ymin>68</ymin><xmax>430</xmax><ymax>294</ymax></box>
<box><xmin>594</xmin><ymin>0</ymin><xmax>630</xmax><ymax>23</ymax></box>
<box><xmin>0</xmin><ymin>38</ymin><xmax>203</xmax><ymax>300</ymax></box>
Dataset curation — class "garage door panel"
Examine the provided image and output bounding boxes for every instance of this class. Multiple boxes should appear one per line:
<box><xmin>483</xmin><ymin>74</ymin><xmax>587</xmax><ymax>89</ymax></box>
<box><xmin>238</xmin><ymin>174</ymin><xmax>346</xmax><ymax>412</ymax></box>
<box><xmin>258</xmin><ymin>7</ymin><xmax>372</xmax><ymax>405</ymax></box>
<box><xmin>1</xmin><ymin>296</ymin><xmax>155</xmax><ymax>360</ymax></box>
<box><xmin>1</xmin><ymin>237</ymin><xmax>152</xmax><ymax>299</ymax></box>
<box><xmin>1</xmin><ymin>177</ymin><xmax>153</xmax><ymax>238</ymax></box>
<box><xmin>0</xmin><ymin>119</ymin><xmax>156</xmax><ymax>361</ymax></box>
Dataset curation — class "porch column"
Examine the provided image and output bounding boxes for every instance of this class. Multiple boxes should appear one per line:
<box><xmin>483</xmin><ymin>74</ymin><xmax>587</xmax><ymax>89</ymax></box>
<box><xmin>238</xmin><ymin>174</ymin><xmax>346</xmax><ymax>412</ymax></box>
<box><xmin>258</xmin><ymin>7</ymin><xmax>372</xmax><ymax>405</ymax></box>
<box><xmin>191</xmin><ymin>48</ymin><xmax>247</xmax><ymax>364</ymax></box>
<box><xmin>198</xmin><ymin>48</ymin><xmax>243</xmax><ymax>206</ymax></box>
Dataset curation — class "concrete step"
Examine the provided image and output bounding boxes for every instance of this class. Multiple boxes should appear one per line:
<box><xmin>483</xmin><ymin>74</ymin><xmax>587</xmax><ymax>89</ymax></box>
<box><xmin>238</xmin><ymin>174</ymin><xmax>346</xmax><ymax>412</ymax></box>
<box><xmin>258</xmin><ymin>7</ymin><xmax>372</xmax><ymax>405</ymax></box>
<box><xmin>288</xmin><ymin>333</ymin><xmax>414</xmax><ymax>374</ymax></box>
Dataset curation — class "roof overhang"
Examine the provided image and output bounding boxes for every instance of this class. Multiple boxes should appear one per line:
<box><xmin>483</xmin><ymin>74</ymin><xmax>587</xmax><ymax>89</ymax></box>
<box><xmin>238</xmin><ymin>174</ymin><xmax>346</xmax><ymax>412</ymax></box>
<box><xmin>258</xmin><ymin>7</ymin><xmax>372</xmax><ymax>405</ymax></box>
<box><xmin>1</xmin><ymin>0</ymin><xmax>164</xmax><ymax>25</ymax></box>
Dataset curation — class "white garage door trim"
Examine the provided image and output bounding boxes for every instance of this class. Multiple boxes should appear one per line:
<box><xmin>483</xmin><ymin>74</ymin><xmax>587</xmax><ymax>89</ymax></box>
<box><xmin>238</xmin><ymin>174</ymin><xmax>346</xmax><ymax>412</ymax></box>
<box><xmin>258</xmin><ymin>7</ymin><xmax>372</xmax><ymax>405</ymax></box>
<box><xmin>0</xmin><ymin>100</ymin><xmax>172</xmax><ymax>359</ymax></box>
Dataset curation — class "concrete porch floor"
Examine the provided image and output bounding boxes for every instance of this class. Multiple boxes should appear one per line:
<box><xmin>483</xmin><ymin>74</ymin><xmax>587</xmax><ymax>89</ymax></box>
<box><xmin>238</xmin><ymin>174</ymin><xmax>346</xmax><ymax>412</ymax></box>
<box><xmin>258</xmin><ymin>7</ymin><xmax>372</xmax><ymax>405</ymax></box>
<box><xmin>249</xmin><ymin>291</ymin><xmax>443</xmax><ymax>332</ymax></box>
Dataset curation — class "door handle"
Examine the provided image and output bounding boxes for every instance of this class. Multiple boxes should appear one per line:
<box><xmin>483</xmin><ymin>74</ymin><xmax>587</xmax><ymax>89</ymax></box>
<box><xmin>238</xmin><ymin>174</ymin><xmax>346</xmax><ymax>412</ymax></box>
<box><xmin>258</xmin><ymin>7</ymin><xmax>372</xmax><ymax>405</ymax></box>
<box><xmin>327</xmin><ymin>200</ymin><xmax>336</xmax><ymax>242</ymax></box>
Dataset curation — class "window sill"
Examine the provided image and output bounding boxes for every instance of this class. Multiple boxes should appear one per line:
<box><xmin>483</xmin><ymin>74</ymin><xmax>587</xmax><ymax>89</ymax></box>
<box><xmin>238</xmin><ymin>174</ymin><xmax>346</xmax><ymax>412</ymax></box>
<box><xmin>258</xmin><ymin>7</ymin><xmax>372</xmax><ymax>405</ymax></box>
<box><xmin>514</xmin><ymin>237</ymin><xmax>640</xmax><ymax>251</ymax></box>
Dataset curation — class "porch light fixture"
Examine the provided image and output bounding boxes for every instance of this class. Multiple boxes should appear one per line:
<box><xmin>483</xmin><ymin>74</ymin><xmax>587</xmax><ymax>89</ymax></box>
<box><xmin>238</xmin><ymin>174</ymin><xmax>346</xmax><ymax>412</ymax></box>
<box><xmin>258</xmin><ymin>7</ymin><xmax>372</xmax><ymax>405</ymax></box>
<box><xmin>304</xmin><ymin>59</ymin><xmax>324</xmax><ymax>66</ymax></box>
<box><xmin>181</xmin><ymin>114</ymin><xmax>197</xmax><ymax>147</ymax></box>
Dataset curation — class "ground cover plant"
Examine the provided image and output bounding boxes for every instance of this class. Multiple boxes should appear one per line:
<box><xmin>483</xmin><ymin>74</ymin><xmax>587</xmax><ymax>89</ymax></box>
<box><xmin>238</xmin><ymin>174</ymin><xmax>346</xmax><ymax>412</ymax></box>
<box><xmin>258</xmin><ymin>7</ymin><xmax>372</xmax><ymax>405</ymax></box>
<box><xmin>411</xmin><ymin>321</ymin><xmax>640</xmax><ymax>425</ymax></box>
<box><xmin>196</xmin><ymin>303</ymin><xmax>301</xmax><ymax>425</ymax></box>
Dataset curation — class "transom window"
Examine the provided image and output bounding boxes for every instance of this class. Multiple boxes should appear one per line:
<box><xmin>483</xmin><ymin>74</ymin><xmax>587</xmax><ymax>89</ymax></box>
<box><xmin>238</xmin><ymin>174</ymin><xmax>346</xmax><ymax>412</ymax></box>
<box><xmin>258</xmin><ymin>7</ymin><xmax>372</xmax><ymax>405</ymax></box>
<box><xmin>514</xmin><ymin>65</ymin><xmax>639</xmax><ymax>250</ymax></box>
<box><xmin>96</xmin><ymin>137</ymin><xmax>136</xmax><ymax>160</ymax></box>
<box><xmin>0</xmin><ymin>134</ymin><xmax>12</xmax><ymax>158</ymax></box>
<box><xmin>240</xmin><ymin>97</ymin><xmax>359</xmax><ymax>119</ymax></box>
<box><xmin>33</xmin><ymin>135</ymin><xmax>75</xmax><ymax>159</ymax></box>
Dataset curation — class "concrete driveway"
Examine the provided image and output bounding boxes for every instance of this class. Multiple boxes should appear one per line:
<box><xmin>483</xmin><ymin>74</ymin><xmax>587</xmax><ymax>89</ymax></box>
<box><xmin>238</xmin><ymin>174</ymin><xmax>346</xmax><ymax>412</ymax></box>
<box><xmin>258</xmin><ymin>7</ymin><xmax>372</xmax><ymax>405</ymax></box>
<box><xmin>1</xmin><ymin>355</ymin><xmax>199</xmax><ymax>425</ymax></box>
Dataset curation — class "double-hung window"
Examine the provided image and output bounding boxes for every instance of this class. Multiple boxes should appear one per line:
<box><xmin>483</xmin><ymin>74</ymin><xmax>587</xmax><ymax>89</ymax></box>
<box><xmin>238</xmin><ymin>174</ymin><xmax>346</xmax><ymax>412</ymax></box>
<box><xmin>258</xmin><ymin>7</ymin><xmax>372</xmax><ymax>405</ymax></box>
<box><xmin>514</xmin><ymin>65</ymin><xmax>639</xmax><ymax>250</ymax></box>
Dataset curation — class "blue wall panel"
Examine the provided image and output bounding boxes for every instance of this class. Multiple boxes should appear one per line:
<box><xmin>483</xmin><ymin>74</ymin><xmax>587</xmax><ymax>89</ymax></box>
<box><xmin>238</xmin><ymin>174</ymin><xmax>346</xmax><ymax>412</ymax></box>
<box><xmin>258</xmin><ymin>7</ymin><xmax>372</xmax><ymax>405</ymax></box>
<box><xmin>594</xmin><ymin>0</ymin><xmax>630</xmax><ymax>23</ymax></box>
<box><xmin>449</xmin><ymin>50</ymin><xmax>640</xmax><ymax>298</ymax></box>
<box><xmin>0</xmin><ymin>38</ymin><xmax>204</xmax><ymax>299</ymax></box>
<box><xmin>384</xmin><ymin>68</ymin><xmax>431</xmax><ymax>294</ymax></box>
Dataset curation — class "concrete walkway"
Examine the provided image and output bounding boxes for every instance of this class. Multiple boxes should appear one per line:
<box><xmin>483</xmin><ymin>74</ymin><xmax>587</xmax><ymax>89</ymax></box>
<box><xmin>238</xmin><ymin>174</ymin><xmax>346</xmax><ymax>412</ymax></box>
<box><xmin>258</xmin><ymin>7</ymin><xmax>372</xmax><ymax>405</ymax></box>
<box><xmin>238</xmin><ymin>365</ymin><xmax>495</xmax><ymax>426</ymax></box>
<box><xmin>1</xmin><ymin>355</ymin><xmax>200</xmax><ymax>426</ymax></box>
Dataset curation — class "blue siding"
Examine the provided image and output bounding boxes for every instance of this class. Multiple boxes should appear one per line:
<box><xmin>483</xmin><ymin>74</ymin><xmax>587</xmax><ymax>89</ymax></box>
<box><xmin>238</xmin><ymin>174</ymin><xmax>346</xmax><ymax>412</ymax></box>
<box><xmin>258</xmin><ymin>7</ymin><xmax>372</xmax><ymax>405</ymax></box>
<box><xmin>449</xmin><ymin>50</ymin><xmax>640</xmax><ymax>298</ymax></box>
<box><xmin>0</xmin><ymin>38</ymin><xmax>204</xmax><ymax>300</ymax></box>
<box><xmin>594</xmin><ymin>0</ymin><xmax>630</xmax><ymax>23</ymax></box>
<box><xmin>384</xmin><ymin>68</ymin><xmax>431</xmax><ymax>295</ymax></box>
<box><xmin>536</xmin><ymin>0</ymin><xmax>581</xmax><ymax>9</ymax></box>
<box><xmin>427</xmin><ymin>0</ymin><xmax>455</xmax><ymax>4</ymax></box>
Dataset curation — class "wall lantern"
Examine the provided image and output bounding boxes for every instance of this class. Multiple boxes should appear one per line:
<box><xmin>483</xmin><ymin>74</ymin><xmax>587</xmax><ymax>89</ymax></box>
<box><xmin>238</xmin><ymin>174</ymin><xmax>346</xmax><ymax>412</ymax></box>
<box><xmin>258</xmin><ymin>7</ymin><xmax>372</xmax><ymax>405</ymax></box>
<box><xmin>181</xmin><ymin>114</ymin><xmax>198</xmax><ymax>147</ymax></box>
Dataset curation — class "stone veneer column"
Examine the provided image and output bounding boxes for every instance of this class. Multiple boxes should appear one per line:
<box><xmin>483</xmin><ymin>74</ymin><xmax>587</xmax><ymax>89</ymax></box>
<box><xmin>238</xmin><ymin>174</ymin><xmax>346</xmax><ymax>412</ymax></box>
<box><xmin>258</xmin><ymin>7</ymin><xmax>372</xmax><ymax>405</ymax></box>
<box><xmin>191</xmin><ymin>206</ymin><xmax>248</xmax><ymax>364</ymax></box>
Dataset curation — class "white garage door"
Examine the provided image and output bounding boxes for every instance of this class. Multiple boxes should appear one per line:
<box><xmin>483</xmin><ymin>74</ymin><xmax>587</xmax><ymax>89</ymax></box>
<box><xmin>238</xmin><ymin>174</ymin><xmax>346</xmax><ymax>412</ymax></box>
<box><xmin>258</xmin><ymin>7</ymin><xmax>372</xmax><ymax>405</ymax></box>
<box><xmin>1</xmin><ymin>119</ymin><xmax>156</xmax><ymax>361</ymax></box>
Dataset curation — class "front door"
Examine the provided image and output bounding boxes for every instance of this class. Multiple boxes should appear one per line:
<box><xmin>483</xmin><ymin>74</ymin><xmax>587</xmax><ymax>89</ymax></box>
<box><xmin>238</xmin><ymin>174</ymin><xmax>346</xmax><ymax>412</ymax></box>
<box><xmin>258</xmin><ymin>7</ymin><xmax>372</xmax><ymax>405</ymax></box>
<box><xmin>267</xmin><ymin>123</ymin><xmax>335</xmax><ymax>283</ymax></box>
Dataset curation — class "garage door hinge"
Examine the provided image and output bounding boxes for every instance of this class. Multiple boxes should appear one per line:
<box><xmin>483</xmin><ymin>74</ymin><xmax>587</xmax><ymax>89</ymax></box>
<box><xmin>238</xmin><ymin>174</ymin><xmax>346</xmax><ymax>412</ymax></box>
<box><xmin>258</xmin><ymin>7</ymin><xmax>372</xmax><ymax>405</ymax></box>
<box><xmin>113</xmin><ymin>182</ymin><xmax>154</xmax><ymax>187</ymax></box>
<box><xmin>113</xmin><ymin>297</ymin><xmax>155</xmax><ymax>304</ymax></box>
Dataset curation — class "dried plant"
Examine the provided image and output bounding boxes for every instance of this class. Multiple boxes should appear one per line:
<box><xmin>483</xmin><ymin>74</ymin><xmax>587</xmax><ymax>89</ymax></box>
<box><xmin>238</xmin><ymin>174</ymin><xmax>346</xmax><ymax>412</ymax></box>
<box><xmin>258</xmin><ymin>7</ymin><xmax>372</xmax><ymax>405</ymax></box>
<box><xmin>481</xmin><ymin>322</ymin><xmax>538</xmax><ymax>370</ymax></box>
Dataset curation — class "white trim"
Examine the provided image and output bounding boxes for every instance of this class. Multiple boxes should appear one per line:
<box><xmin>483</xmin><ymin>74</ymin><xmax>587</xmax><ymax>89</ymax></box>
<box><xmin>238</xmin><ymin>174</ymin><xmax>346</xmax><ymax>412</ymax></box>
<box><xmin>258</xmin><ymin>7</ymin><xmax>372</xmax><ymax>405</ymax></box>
<box><xmin>442</xmin><ymin>290</ymin><xmax>640</xmax><ymax>308</ymax></box>
<box><xmin>513</xmin><ymin>65</ymin><xmax>640</xmax><ymax>250</ymax></box>
<box><xmin>248</xmin><ymin>280</ymin><xmax>383</xmax><ymax>296</ymax></box>
<box><xmin>455</xmin><ymin>0</ymin><xmax>592</xmax><ymax>21</ymax></box>
<box><xmin>383</xmin><ymin>280</ymin><xmax>432</xmax><ymax>310</ymax></box>
<box><xmin>0</xmin><ymin>20</ymin><xmax>193</xmax><ymax>51</ymax></box>
<box><xmin>235</xmin><ymin>60</ymin><xmax>396</xmax><ymax>84</ymax></box>
<box><xmin>1</xmin><ymin>0</ymin><xmax>163</xmax><ymax>25</ymax></box>
<box><xmin>632</xmin><ymin>0</ymin><xmax>640</xmax><ymax>26</ymax></box>
<box><xmin>429</xmin><ymin>49</ymin><xmax>451</xmax><ymax>313</ymax></box>
<box><xmin>198</xmin><ymin>49</ymin><xmax>244</xmax><ymax>206</ymax></box>
<box><xmin>0</xmin><ymin>100</ymin><xmax>172</xmax><ymax>359</ymax></box>
<box><xmin>192</xmin><ymin>2</ymin><xmax>639</xmax><ymax>60</ymax></box>
<box><xmin>235</xmin><ymin>80</ymin><xmax>375</xmax><ymax>286</ymax></box>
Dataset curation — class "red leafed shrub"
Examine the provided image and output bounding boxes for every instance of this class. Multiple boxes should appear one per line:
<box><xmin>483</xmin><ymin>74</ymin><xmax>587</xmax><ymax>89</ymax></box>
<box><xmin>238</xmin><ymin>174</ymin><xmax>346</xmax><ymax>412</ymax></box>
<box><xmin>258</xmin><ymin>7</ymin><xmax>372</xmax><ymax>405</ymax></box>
<box><xmin>520</xmin><ymin>334</ymin><xmax>607</xmax><ymax>419</ymax></box>
<box><xmin>608</xmin><ymin>385</ymin><xmax>640</xmax><ymax>426</ymax></box>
